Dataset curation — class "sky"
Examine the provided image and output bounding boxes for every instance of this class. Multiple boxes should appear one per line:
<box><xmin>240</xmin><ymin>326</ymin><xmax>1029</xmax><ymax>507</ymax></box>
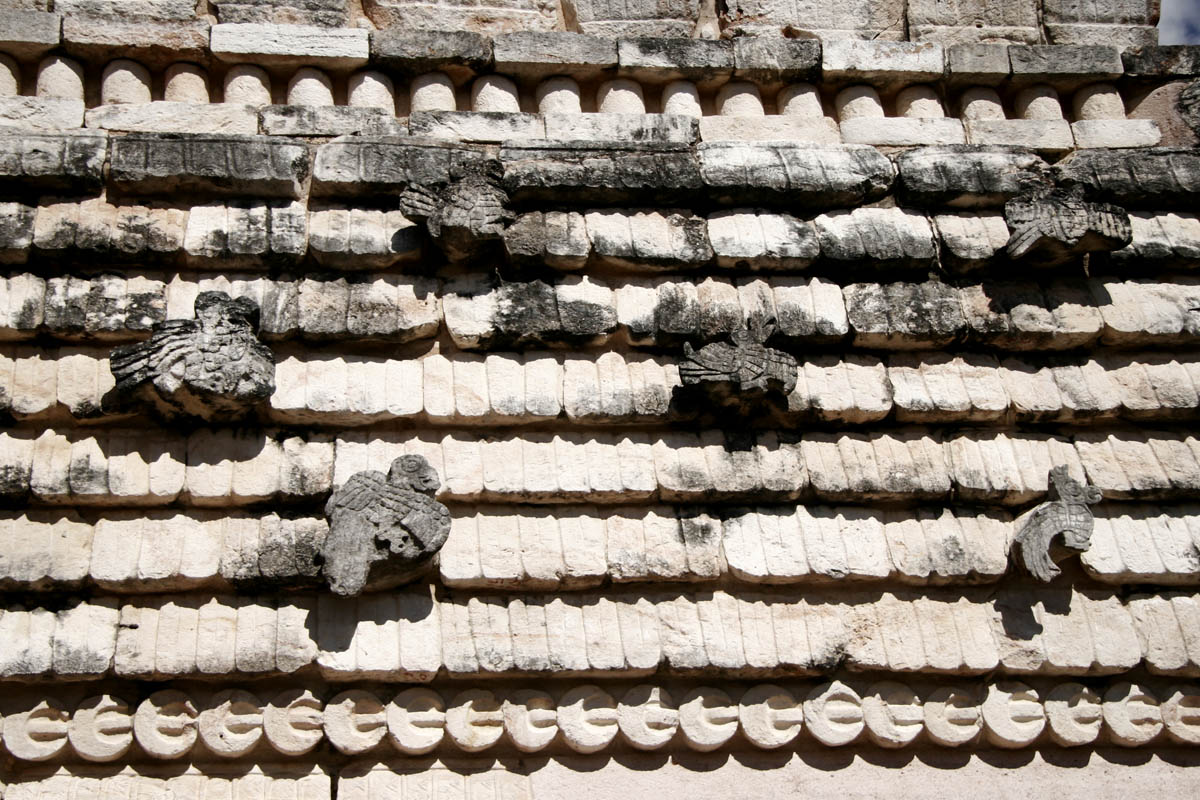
<box><xmin>1160</xmin><ymin>0</ymin><xmax>1200</xmax><ymax>43</ymax></box>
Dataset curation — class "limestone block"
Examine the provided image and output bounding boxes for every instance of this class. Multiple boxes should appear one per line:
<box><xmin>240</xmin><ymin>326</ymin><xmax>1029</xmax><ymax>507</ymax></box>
<box><xmin>494</xmin><ymin>32</ymin><xmax>617</xmax><ymax>77</ymax></box>
<box><xmin>110</xmin><ymin>133</ymin><xmax>309</xmax><ymax>199</ymax></box>
<box><xmin>1071</xmin><ymin>119</ymin><xmax>1163</xmax><ymax>148</ymax></box>
<box><xmin>500</xmin><ymin>141</ymin><xmax>703</xmax><ymax>206</ymax></box>
<box><xmin>211</xmin><ymin>23</ymin><xmax>369</xmax><ymax>69</ymax></box>
<box><xmin>907</xmin><ymin>0</ymin><xmax>1038</xmax><ymax>44</ymax></box>
<box><xmin>713</xmin><ymin>82</ymin><xmax>765</xmax><ymax>118</ymax></box>
<box><xmin>585</xmin><ymin>209</ymin><xmax>712</xmax><ymax>270</ymax></box>
<box><xmin>964</xmin><ymin>119</ymin><xmax>1075</xmax><ymax>153</ymax></box>
<box><xmin>101</xmin><ymin>60</ymin><xmax>152</xmax><ymax>106</ymax></box>
<box><xmin>0</xmin><ymin>97</ymin><xmax>84</xmax><ymax>132</ymax></box>
<box><xmin>770</xmin><ymin>277</ymin><xmax>849</xmax><ymax>342</ymax></box>
<box><xmin>888</xmin><ymin>352</ymin><xmax>1006</xmax><ymax>422</ymax></box>
<box><xmin>617</xmin><ymin>38</ymin><xmax>733</xmax><ymax>81</ymax></box>
<box><xmin>697</xmin><ymin>116</ymin><xmax>841</xmax><ymax>144</ymax></box>
<box><xmin>789</xmin><ymin>354</ymin><xmax>891</xmax><ymax>423</ymax></box>
<box><xmin>223</xmin><ymin>64</ymin><xmax>272</xmax><ymax>105</ymax></box>
<box><xmin>723</xmin><ymin>0</ymin><xmax>904</xmax><ymax>40</ymax></box>
<box><xmin>61</xmin><ymin>18</ymin><xmax>209</xmax><ymax>68</ymax></box>
<box><xmin>313</xmin><ymin>136</ymin><xmax>486</xmax><ymax>198</ymax></box>
<box><xmin>85</xmin><ymin>102</ymin><xmax>258</xmax><ymax>135</ymax></box>
<box><xmin>814</xmin><ymin>207</ymin><xmax>937</xmax><ymax>267</ymax></box>
<box><xmin>959</xmin><ymin>281</ymin><xmax>1103</xmax><ymax>350</ymax></box>
<box><xmin>0</xmin><ymin>132</ymin><xmax>105</xmax><ymax>193</ymax></box>
<box><xmin>844</xmin><ymin>281</ymin><xmax>965</xmax><ymax>349</ymax></box>
<box><xmin>308</xmin><ymin>205</ymin><xmax>419</xmax><ymax>269</ymax></box>
<box><xmin>662</xmin><ymin>80</ymin><xmax>701</xmax><ymax>116</ymax></box>
<box><xmin>369</xmin><ymin>29</ymin><xmax>492</xmax><ymax>75</ymax></box>
<box><xmin>1042</xmin><ymin>0</ymin><xmax>1157</xmax><ymax>48</ymax></box>
<box><xmin>803</xmin><ymin>432</ymin><xmax>950</xmax><ymax>501</ymax></box>
<box><xmin>183</xmin><ymin>201</ymin><xmax>305</xmax><ymax>265</ymax></box>
<box><xmin>409</xmin><ymin>110</ymin><xmax>544</xmax><ymax>142</ymax></box>
<box><xmin>542</xmin><ymin>113</ymin><xmax>697</xmax><ymax>144</ymax></box>
<box><xmin>537</xmin><ymin>77</ymin><xmax>583</xmax><ymax>114</ymax></box>
<box><xmin>697</xmin><ymin>142</ymin><xmax>895</xmax><ymax>208</ymax></box>
<box><xmin>823</xmin><ymin>40</ymin><xmax>945</xmax><ymax>82</ymax></box>
<box><xmin>365</xmin><ymin>0</ymin><xmax>557</xmax><ymax>35</ymax></box>
<box><xmin>933</xmin><ymin>212</ymin><xmax>1010</xmax><ymax>271</ymax></box>
<box><xmin>841</xmin><ymin>117</ymin><xmax>966</xmax><ymax>146</ymax></box>
<box><xmin>1089</xmin><ymin>279</ymin><xmax>1200</xmax><ymax>347</ymax></box>
<box><xmin>706</xmin><ymin>210</ymin><xmax>818</xmax><ymax>270</ymax></box>
<box><xmin>0</xmin><ymin>10</ymin><xmax>60</xmax><ymax>60</ymax></box>
<box><xmin>733</xmin><ymin>38</ymin><xmax>821</xmax><ymax>82</ymax></box>
<box><xmin>503</xmin><ymin>211</ymin><xmax>591</xmax><ymax>269</ymax></box>
<box><xmin>1009</xmin><ymin>45</ymin><xmax>1124</xmax><ymax>83</ymax></box>
<box><xmin>35</xmin><ymin>55</ymin><xmax>83</xmax><ymax>101</ymax></box>
<box><xmin>897</xmin><ymin>146</ymin><xmax>1051</xmax><ymax>207</ymax></box>
<box><xmin>1114</xmin><ymin>212</ymin><xmax>1200</xmax><ymax>267</ymax></box>
<box><xmin>0</xmin><ymin>202</ymin><xmax>33</xmax><ymax>263</ymax></box>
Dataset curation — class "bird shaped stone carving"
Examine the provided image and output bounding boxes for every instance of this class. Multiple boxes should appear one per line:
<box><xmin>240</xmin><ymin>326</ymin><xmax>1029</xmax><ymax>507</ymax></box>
<box><xmin>399</xmin><ymin>159</ymin><xmax>514</xmax><ymax>262</ymax></box>
<box><xmin>1005</xmin><ymin>186</ymin><xmax>1131</xmax><ymax>266</ymax></box>
<box><xmin>108</xmin><ymin>291</ymin><xmax>275</xmax><ymax>422</ymax></box>
<box><xmin>679</xmin><ymin>318</ymin><xmax>798</xmax><ymax>396</ymax></box>
<box><xmin>321</xmin><ymin>454</ymin><xmax>451</xmax><ymax>596</ymax></box>
<box><xmin>1013</xmin><ymin>465</ymin><xmax>1103</xmax><ymax>582</ymax></box>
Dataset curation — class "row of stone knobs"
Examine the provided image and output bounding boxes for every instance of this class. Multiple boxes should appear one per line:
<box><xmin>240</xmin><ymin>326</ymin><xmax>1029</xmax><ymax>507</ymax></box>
<box><xmin>0</xmin><ymin>54</ymin><xmax>1134</xmax><ymax>122</ymax></box>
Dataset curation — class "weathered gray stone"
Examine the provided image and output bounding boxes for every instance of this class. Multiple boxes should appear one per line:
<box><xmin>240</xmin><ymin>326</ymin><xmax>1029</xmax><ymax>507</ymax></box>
<box><xmin>399</xmin><ymin>159</ymin><xmax>512</xmax><ymax>262</ymax></box>
<box><xmin>1123</xmin><ymin>46</ymin><xmax>1200</xmax><ymax>77</ymax></box>
<box><xmin>259</xmin><ymin>106</ymin><xmax>405</xmax><ymax>137</ymax></box>
<box><xmin>211</xmin><ymin>23</ymin><xmax>368</xmax><ymax>70</ymax></box>
<box><xmin>369</xmin><ymin>29</ymin><xmax>493</xmax><ymax>76</ymax></box>
<box><xmin>0</xmin><ymin>10</ymin><xmax>60</xmax><ymax>59</ymax></box>
<box><xmin>845</xmin><ymin>282</ymin><xmax>965</xmax><ymax>349</ymax></box>
<box><xmin>1013</xmin><ymin>465</ymin><xmax>1103</xmax><ymax>581</ymax></box>
<box><xmin>365</xmin><ymin>0</ymin><xmax>557</xmax><ymax>35</ymax></box>
<box><xmin>616</xmin><ymin>38</ymin><xmax>734</xmax><ymax>80</ymax></box>
<box><xmin>0</xmin><ymin>132</ymin><xmax>105</xmax><ymax>193</ymax></box>
<box><xmin>698</xmin><ymin>143</ymin><xmax>894</xmax><ymax>208</ymax></box>
<box><xmin>493</xmin><ymin>31</ymin><xmax>616</xmax><ymax>76</ymax></box>
<box><xmin>946</xmin><ymin>43</ymin><xmax>1011</xmax><ymax>84</ymax></box>
<box><xmin>814</xmin><ymin>207</ymin><xmax>937</xmax><ymax>268</ymax></box>
<box><xmin>908</xmin><ymin>0</ymin><xmax>1038</xmax><ymax>45</ymax></box>
<box><xmin>0</xmin><ymin>202</ymin><xmax>33</xmax><ymax>263</ymax></box>
<box><xmin>1042</xmin><ymin>0</ymin><xmax>1157</xmax><ymax>48</ymax></box>
<box><xmin>1055</xmin><ymin>148</ymin><xmax>1200</xmax><ymax>209</ymax></box>
<box><xmin>86</xmin><ymin>103</ymin><xmax>258</xmax><ymax>135</ymax></box>
<box><xmin>313</xmin><ymin>136</ymin><xmax>487</xmax><ymax>198</ymax></box>
<box><xmin>322</xmin><ymin>455</ymin><xmax>450</xmax><ymax>595</ymax></box>
<box><xmin>707</xmin><ymin>210</ymin><xmax>819</xmax><ymax>270</ymax></box>
<box><xmin>62</xmin><ymin>17</ymin><xmax>209</xmax><ymax>69</ymax></box>
<box><xmin>109</xmin><ymin>290</ymin><xmax>275</xmax><ymax>422</ymax></box>
<box><xmin>501</xmin><ymin>141</ymin><xmax>702</xmax><ymax>206</ymax></box>
<box><xmin>213</xmin><ymin>0</ymin><xmax>350</xmax><ymax>27</ymax></box>
<box><xmin>0</xmin><ymin>97</ymin><xmax>85</xmax><ymax>133</ymax></box>
<box><xmin>409</xmin><ymin>111</ymin><xmax>543</xmax><ymax>142</ymax></box>
<box><xmin>542</xmin><ymin>113</ymin><xmax>698</xmax><ymax>144</ymax></box>
<box><xmin>731</xmin><ymin>38</ymin><xmax>821</xmax><ymax>82</ymax></box>
<box><xmin>110</xmin><ymin>133</ymin><xmax>309</xmax><ymax>199</ymax></box>
<box><xmin>1005</xmin><ymin>187</ymin><xmax>1132</xmax><ymax>265</ymax></box>
<box><xmin>1009</xmin><ymin>45</ymin><xmax>1124</xmax><ymax>84</ymax></box>
<box><xmin>721</xmin><ymin>0</ymin><xmax>904</xmax><ymax>41</ymax></box>
<box><xmin>897</xmin><ymin>146</ymin><xmax>1052</xmax><ymax>208</ymax></box>
<box><xmin>566</xmin><ymin>0</ymin><xmax>699</xmax><ymax>37</ymax></box>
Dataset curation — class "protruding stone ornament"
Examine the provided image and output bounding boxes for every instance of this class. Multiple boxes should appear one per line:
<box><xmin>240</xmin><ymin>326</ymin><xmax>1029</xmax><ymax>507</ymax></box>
<box><xmin>109</xmin><ymin>291</ymin><xmax>275</xmax><ymax>422</ymax></box>
<box><xmin>1004</xmin><ymin>186</ymin><xmax>1132</xmax><ymax>266</ymax></box>
<box><xmin>320</xmin><ymin>455</ymin><xmax>451</xmax><ymax>595</ymax></box>
<box><xmin>1012</xmin><ymin>465</ymin><xmax>1102</xmax><ymax>582</ymax></box>
<box><xmin>679</xmin><ymin>317</ymin><xmax>797</xmax><ymax>405</ymax></box>
<box><xmin>399</xmin><ymin>159</ymin><xmax>514</xmax><ymax>262</ymax></box>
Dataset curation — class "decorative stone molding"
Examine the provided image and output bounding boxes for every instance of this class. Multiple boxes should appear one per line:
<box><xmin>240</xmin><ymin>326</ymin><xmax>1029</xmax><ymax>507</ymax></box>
<box><xmin>1</xmin><ymin>681</ymin><xmax>1194</xmax><ymax>762</ymax></box>
<box><xmin>1004</xmin><ymin>187</ymin><xmax>1132</xmax><ymax>265</ymax></box>
<box><xmin>321</xmin><ymin>454</ymin><xmax>451</xmax><ymax>595</ymax></box>
<box><xmin>679</xmin><ymin>318</ymin><xmax>798</xmax><ymax>405</ymax></box>
<box><xmin>107</xmin><ymin>290</ymin><xmax>276</xmax><ymax>422</ymax></box>
<box><xmin>1013</xmin><ymin>465</ymin><xmax>1103</xmax><ymax>581</ymax></box>
<box><xmin>399</xmin><ymin>159</ymin><xmax>514</xmax><ymax>262</ymax></box>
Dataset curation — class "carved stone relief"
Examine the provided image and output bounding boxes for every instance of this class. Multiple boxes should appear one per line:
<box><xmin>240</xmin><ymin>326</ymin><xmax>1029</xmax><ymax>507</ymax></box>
<box><xmin>679</xmin><ymin>318</ymin><xmax>797</xmax><ymax>410</ymax></box>
<box><xmin>1004</xmin><ymin>187</ymin><xmax>1132</xmax><ymax>266</ymax></box>
<box><xmin>399</xmin><ymin>160</ymin><xmax>514</xmax><ymax>262</ymax></box>
<box><xmin>1013</xmin><ymin>465</ymin><xmax>1103</xmax><ymax>581</ymax></box>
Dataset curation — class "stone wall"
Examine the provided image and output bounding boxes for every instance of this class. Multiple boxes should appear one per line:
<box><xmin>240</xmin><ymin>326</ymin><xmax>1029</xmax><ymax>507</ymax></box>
<box><xmin>0</xmin><ymin>1</ymin><xmax>1197</xmax><ymax>797</ymax></box>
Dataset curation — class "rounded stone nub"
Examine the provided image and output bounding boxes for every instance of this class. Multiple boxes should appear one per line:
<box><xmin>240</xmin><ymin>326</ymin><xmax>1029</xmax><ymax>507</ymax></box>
<box><xmin>597</xmin><ymin>79</ymin><xmax>645</xmax><ymax>114</ymax></box>
<box><xmin>1074</xmin><ymin>83</ymin><xmax>1126</xmax><ymax>121</ymax></box>
<box><xmin>472</xmin><ymin>74</ymin><xmax>520</xmax><ymax>113</ymax></box>
<box><xmin>164</xmin><ymin>63</ymin><xmax>209</xmax><ymax>104</ymax></box>
<box><xmin>716</xmin><ymin>81</ymin><xmax>764</xmax><ymax>116</ymax></box>
<box><xmin>223</xmin><ymin>65</ymin><xmax>272</xmax><ymax>106</ymax></box>
<box><xmin>536</xmin><ymin>76</ymin><xmax>582</xmax><ymax>114</ymax></box>
<box><xmin>1016</xmin><ymin>85</ymin><xmax>1064</xmax><ymax>121</ymax></box>
<box><xmin>410</xmin><ymin>71</ymin><xmax>456</xmax><ymax>113</ymax></box>
<box><xmin>896</xmin><ymin>85</ymin><xmax>945</xmax><ymax>118</ymax></box>
<box><xmin>101</xmin><ymin>59</ymin><xmax>152</xmax><ymax>105</ymax></box>
<box><xmin>778</xmin><ymin>83</ymin><xmax>823</xmax><ymax>118</ymax></box>
<box><xmin>662</xmin><ymin>80</ymin><xmax>701</xmax><ymax>117</ymax></box>
<box><xmin>836</xmin><ymin>85</ymin><xmax>884</xmax><ymax>121</ymax></box>
<box><xmin>348</xmin><ymin>71</ymin><xmax>395</xmax><ymax>111</ymax></box>
<box><xmin>960</xmin><ymin>87</ymin><xmax>1006</xmax><ymax>121</ymax></box>
<box><xmin>0</xmin><ymin>55</ymin><xmax>19</xmax><ymax>97</ymax></box>
<box><xmin>37</xmin><ymin>56</ymin><xmax>84</xmax><ymax>101</ymax></box>
<box><xmin>288</xmin><ymin>68</ymin><xmax>334</xmax><ymax>106</ymax></box>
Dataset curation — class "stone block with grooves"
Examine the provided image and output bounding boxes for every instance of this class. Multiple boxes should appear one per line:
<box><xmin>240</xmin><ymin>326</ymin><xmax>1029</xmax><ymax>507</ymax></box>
<box><xmin>1042</xmin><ymin>0</ymin><xmax>1158</xmax><ymax>48</ymax></box>
<box><xmin>500</xmin><ymin>142</ymin><xmax>703</xmax><ymax>205</ymax></box>
<box><xmin>724</xmin><ymin>0</ymin><xmax>907</xmax><ymax>41</ymax></box>
<box><xmin>313</xmin><ymin>137</ymin><xmax>487</xmax><ymax>198</ymax></box>
<box><xmin>0</xmin><ymin>132</ymin><xmax>106</xmax><ymax>195</ymax></box>
<box><xmin>0</xmin><ymin>10</ymin><xmax>60</xmax><ymax>59</ymax></box>
<box><xmin>907</xmin><ymin>0</ymin><xmax>1039</xmax><ymax>44</ymax></box>
<box><xmin>410</xmin><ymin>111</ymin><xmax>545</xmax><ymax>143</ymax></box>
<box><xmin>109</xmin><ymin>133</ymin><xmax>309</xmax><ymax>199</ymax></box>
<box><xmin>897</xmin><ymin>146</ymin><xmax>1052</xmax><ymax>208</ymax></box>
<box><xmin>1055</xmin><ymin>148</ymin><xmax>1200</xmax><ymax>209</ymax></box>
<box><xmin>697</xmin><ymin>143</ymin><xmax>895</xmax><ymax>208</ymax></box>
<box><xmin>210</xmin><ymin>23</ymin><xmax>369</xmax><ymax>70</ymax></box>
<box><xmin>542</xmin><ymin>114</ymin><xmax>698</xmax><ymax>145</ymax></box>
<box><xmin>259</xmin><ymin>106</ymin><xmax>406</xmax><ymax>137</ymax></box>
<box><xmin>566</xmin><ymin>0</ymin><xmax>700</xmax><ymax>37</ymax></box>
<box><xmin>1122</xmin><ymin>46</ymin><xmax>1200</xmax><ymax>77</ymax></box>
<box><xmin>732</xmin><ymin>38</ymin><xmax>822</xmax><ymax>82</ymax></box>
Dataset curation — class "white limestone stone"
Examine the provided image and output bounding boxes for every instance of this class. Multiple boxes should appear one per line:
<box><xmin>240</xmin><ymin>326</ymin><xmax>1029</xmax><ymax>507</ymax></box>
<box><xmin>863</xmin><ymin>682</ymin><xmax>923</xmax><ymax>748</ymax></box>
<box><xmin>1044</xmin><ymin>683</ymin><xmax>1102</xmax><ymax>746</ymax></box>
<box><xmin>558</xmin><ymin>684</ymin><xmax>618</xmax><ymax>753</ymax></box>
<box><xmin>739</xmin><ymin>684</ymin><xmax>803</xmax><ymax>749</ymax></box>
<box><xmin>4</xmin><ymin>698</ymin><xmax>69</xmax><ymax>761</ymax></box>
<box><xmin>163</xmin><ymin>63</ymin><xmax>209</xmax><ymax>103</ymax></box>
<box><xmin>982</xmin><ymin>682</ymin><xmax>1044</xmax><ymax>748</ymax></box>
<box><xmin>387</xmin><ymin>687</ymin><xmax>445</xmax><ymax>754</ymax></box>
<box><xmin>410</xmin><ymin>72</ymin><xmax>456</xmax><ymax>113</ymax></box>
<box><xmin>198</xmin><ymin>689</ymin><xmax>262</xmax><ymax>758</ymax></box>
<box><xmin>778</xmin><ymin>83</ymin><xmax>823</xmax><ymax>118</ymax></box>
<box><xmin>805</xmin><ymin>681</ymin><xmax>864</xmax><ymax>746</ymax></box>
<box><xmin>348</xmin><ymin>71</ymin><xmax>395</xmax><ymax>110</ymax></box>
<box><xmin>536</xmin><ymin>77</ymin><xmax>582</xmax><ymax>114</ymax></box>
<box><xmin>101</xmin><ymin>60</ymin><xmax>152</xmax><ymax>105</ymax></box>
<box><xmin>503</xmin><ymin>689</ymin><xmax>558</xmax><ymax>752</ymax></box>
<box><xmin>0</xmin><ymin>55</ymin><xmax>18</xmax><ymax>97</ymax></box>
<box><xmin>597</xmin><ymin>79</ymin><xmax>644</xmax><ymax>114</ymax></box>
<box><xmin>677</xmin><ymin>687</ymin><xmax>738</xmax><ymax>752</ymax></box>
<box><xmin>615</xmin><ymin>684</ymin><xmax>677</xmax><ymax>750</ymax></box>
<box><xmin>472</xmin><ymin>74</ymin><xmax>521</xmax><ymax>113</ymax></box>
<box><xmin>836</xmin><ymin>85</ymin><xmax>884</xmax><ymax>120</ymax></box>
<box><xmin>1071</xmin><ymin>119</ymin><xmax>1162</xmax><ymax>148</ymax></box>
<box><xmin>288</xmin><ymin>67</ymin><xmax>334</xmax><ymax>106</ymax></box>
<box><xmin>223</xmin><ymin>65</ymin><xmax>272</xmax><ymax>105</ymax></box>
<box><xmin>36</xmin><ymin>56</ymin><xmax>84</xmax><ymax>100</ymax></box>
<box><xmin>1015</xmin><ymin>85</ymin><xmax>1065</xmax><ymax>120</ymax></box>
<box><xmin>1161</xmin><ymin>685</ymin><xmax>1200</xmax><ymax>745</ymax></box>
<box><xmin>210</xmin><ymin>23</ymin><xmax>369</xmax><ymax>70</ymax></box>
<box><xmin>960</xmin><ymin>87</ymin><xmax>1005</xmax><ymax>120</ymax></box>
<box><xmin>924</xmin><ymin>686</ymin><xmax>981</xmax><ymax>746</ymax></box>
<box><xmin>69</xmin><ymin>695</ymin><xmax>133</xmax><ymax>762</ymax></box>
<box><xmin>446</xmin><ymin>689</ymin><xmax>504</xmax><ymax>752</ymax></box>
<box><xmin>1103</xmin><ymin>683</ymin><xmax>1162</xmax><ymax>746</ymax></box>
<box><xmin>716</xmin><ymin>81</ymin><xmax>764</xmax><ymax>116</ymax></box>
<box><xmin>134</xmin><ymin>691</ymin><xmax>198</xmax><ymax>759</ymax></box>
<box><xmin>324</xmin><ymin>690</ymin><xmax>386</xmax><ymax>754</ymax></box>
<box><xmin>896</xmin><ymin>85</ymin><xmax>945</xmax><ymax>117</ymax></box>
<box><xmin>1074</xmin><ymin>83</ymin><xmax>1125</xmax><ymax>120</ymax></box>
<box><xmin>661</xmin><ymin>80</ymin><xmax>701</xmax><ymax>116</ymax></box>
<box><xmin>263</xmin><ymin>688</ymin><xmax>324</xmax><ymax>756</ymax></box>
